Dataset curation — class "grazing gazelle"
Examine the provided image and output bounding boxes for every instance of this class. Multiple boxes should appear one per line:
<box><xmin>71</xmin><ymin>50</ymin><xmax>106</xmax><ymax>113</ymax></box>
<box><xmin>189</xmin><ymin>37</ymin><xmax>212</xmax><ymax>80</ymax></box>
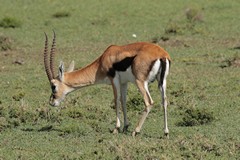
<box><xmin>43</xmin><ymin>31</ymin><xmax>171</xmax><ymax>137</ymax></box>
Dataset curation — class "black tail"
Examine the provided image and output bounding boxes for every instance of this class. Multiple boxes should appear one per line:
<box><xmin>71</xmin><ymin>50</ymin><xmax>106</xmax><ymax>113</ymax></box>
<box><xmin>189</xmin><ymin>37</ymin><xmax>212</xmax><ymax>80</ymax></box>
<box><xmin>159</xmin><ymin>58</ymin><xmax>167</xmax><ymax>87</ymax></box>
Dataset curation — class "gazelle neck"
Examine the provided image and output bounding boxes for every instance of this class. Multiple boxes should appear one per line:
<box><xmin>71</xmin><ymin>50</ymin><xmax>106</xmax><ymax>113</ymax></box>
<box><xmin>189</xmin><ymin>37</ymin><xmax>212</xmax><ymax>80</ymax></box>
<box><xmin>63</xmin><ymin>58</ymin><xmax>105</xmax><ymax>88</ymax></box>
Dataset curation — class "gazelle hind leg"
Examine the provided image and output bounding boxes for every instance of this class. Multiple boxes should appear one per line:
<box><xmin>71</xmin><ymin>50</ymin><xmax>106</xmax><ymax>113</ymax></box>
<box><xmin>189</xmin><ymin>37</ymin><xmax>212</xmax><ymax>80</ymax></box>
<box><xmin>132</xmin><ymin>80</ymin><xmax>153</xmax><ymax>136</ymax></box>
<box><xmin>160</xmin><ymin>80</ymin><xmax>169</xmax><ymax>138</ymax></box>
<box><xmin>158</xmin><ymin>59</ymin><xmax>170</xmax><ymax>138</ymax></box>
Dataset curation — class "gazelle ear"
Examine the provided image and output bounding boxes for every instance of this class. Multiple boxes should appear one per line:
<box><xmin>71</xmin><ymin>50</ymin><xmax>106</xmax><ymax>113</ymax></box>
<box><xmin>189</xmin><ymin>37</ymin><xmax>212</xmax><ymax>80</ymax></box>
<box><xmin>66</xmin><ymin>61</ymin><xmax>75</xmax><ymax>72</ymax></box>
<box><xmin>58</xmin><ymin>61</ymin><xmax>64</xmax><ymax>82</ymax></box>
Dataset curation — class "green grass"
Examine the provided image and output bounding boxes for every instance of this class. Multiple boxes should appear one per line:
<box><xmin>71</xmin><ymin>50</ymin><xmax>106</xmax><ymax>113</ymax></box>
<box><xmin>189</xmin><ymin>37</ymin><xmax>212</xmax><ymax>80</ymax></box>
<box><xmin>0</xmin><ymin>0</ymin><xmax>240</xmax><ymax>159</ymax></box>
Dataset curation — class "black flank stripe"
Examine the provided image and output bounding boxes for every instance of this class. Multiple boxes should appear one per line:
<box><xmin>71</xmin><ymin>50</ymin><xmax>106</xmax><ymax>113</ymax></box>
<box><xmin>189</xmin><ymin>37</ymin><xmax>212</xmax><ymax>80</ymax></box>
<box><xmin>107</xmin><ymin>56</ymin><xmax>135</xmax><ymax>77</ymax></box>
<box><xmin>107</xmin><ymin>68</ymin><xmax>116</xmax><ymax>77</ymax></box>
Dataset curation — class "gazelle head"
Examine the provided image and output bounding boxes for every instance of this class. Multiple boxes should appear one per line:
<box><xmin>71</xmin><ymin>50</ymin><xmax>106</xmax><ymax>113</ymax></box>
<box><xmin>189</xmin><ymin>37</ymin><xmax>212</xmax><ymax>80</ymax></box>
<box><xmin>43</xmin><ymin>31</ymin><xmax>74</xmax><ymax>106</ymax></box>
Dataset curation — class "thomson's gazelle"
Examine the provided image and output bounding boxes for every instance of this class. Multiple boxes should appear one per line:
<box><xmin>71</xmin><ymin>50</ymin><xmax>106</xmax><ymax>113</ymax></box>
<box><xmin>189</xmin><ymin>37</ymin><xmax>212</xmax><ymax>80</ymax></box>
<box><xmin>43</xmin><ymin>32</ymin><xmax>171</xmax><ymax>137</ymax></box>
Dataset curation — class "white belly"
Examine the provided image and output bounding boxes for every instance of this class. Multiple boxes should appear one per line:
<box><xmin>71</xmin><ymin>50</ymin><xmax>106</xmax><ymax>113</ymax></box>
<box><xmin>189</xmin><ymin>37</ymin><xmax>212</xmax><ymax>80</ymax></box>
<box><xmin>118</xmin><ymin>67</ymin><xmax>136</xmax><ymax>84</ymax></box>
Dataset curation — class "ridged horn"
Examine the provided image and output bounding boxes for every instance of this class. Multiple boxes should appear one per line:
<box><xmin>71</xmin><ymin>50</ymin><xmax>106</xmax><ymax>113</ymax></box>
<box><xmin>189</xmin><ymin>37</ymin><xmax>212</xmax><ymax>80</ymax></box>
<box><xmin>44</xmin><ymin>32</ymin><xmax>53</xmax><ymax>82</ymax></box>
<box><xmin>50</xmin><ymin>30</ymin><xmax>56</xmax><ymax>79</ymax></box>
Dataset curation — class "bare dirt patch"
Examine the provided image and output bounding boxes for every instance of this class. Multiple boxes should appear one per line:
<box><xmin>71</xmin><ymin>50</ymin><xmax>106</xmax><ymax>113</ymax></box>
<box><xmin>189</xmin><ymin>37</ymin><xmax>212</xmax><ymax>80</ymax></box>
<box><xmin>159</xmin><ymin>39</ymin><xmax>190</xmax><ymax>48</ymax></box>
<box><xmin>220</xmin><ymin>57</ymin><xmax>240</xmax><ymax>68</ymax></box>
<box><xmin>152</xmin><ymin>36</ymin><xmax>191</xmax><ymax>48</ymax></box>
<box><xmin>230</xmin><ymin>58</ymin><xmax>240</xmax><ymax>67</ymax></box>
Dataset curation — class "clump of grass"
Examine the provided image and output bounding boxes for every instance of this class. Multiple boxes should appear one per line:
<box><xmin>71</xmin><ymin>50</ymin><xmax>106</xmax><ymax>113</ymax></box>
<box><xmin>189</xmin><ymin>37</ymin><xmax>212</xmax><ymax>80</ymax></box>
<box><xmin>227</xmin><ymin>57</ymin><xmax>240</xmax><ymax>68</ymax></box>
<box><xmin>67</xmin><ymin>109</ymin><xmax>83</xmax><ymax>119</ymax></box>
<box><xmin>220</xmin><ymin>54</ymin><xmax>240</xmax><ymax>68</ymax></box>
<box><xmin>36</xmin><ymin>107</ymin><xmax>62</xmax><ymax>123</ymax></box>
<box><xmin>165</xmin><ymin>22</ymin><xmax>182</xmax><ymax>34</ymax></box>
<box><xmin>127</xmin><ymin>96</ymin><xmax>144</xmax><ymax>111</ymax></box>
<box><xmin>7</xmin><ymin>101</ymin><xmax>38</xmax><ymax>125</ymax></box>
<box><xmin>52</xmin><ymin>11</ymin><xmax>70</xmax><ymax>18</ymax></box>
<box><xmin>0</xmin><ymin>17</ymin><xmax>21</xmax><ymax>28</ymax></box>
<box><xmin>36</xmin><ymin>107</ymin><xmax>50</xmax><ymax>119</ymax></box>
<box><xmin>0</xmin><ymin>106</ymin><xmax>9</xmax><ymax>131</ymax></box>
<box><xmin>38</xmin><ymin>125</ymin><xmax>53</xmax><ymax>132</ymax></box>
<box><xmin>164</xmin><ymin>7</ymin><xmax>204</xmax><ymax>36</ymax></box>
<box><xmin>185</xmin><ymin>8</ymin><xmax>203</xmax><ymax>22</ymax></box>
<box><xmin>151</xmin><ymin>36</ymin><xmax>169</xmax><ymax>43</ymax></box>
<box><xmin>57</xmin><ymin>121</ymin><xmax>94</xmax><ymax>136</ymax></box>
<box><xmin>0</xmin><ymin>35</ymin><xmax>13</xmax><ymax>51</ymax></box>
<box><xmin>230</xmin><ymin>58</ymin><xmax>240</xmax><ymax>67</ymax></box>
<box><xmin>12</xmin><ymin>92</ymin><xmax>25</xmax><ymax>101</ymax></box>
<box><xmin>0</xmin><ymin>117</ymin><xmax>10</xmax><ymax>132</ymax></box>
<box><xmin>0</xmin><ymin>105</ymin><xmax>4</xmax><ymax>116</ymax></box>
<box><xmin>177</xmin><ymin>108</ymin><xmax>215</xmax><ymax>126</ymax></box>
<box><xmin>91</xmin><ymin>18</ymin><xmax>109</xmax><ymax>26</ymax></box>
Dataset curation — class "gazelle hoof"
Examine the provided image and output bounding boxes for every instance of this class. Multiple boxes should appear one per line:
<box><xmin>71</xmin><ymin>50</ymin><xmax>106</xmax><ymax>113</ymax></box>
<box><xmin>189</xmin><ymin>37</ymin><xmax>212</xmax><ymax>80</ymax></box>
<box><xmin>164</xmin><ymin>132</ymin><xmax>169</xmax><ymax>139</ymax></box>
<box><xmin>113</xmin><ymin>128</ymin><xmax>120</xmax><ymax>134</ymax></box>
<box><xmin>132</xmin><ymin>131</ymin><xmax>139</xmax><ymax>137</ymax></box>
<box><xmin>122</xmin><ymin>125</ymin><xmax>129</xmax><ymax>133</ymax></box>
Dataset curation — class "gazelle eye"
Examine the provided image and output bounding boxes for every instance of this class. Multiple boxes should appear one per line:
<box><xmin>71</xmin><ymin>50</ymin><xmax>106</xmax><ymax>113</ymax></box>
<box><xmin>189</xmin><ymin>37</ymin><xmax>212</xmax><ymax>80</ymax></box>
<box><xmin>52</xmin><ymin>94</ymin><xmax>56</xmax><ymax>99</ymax></box>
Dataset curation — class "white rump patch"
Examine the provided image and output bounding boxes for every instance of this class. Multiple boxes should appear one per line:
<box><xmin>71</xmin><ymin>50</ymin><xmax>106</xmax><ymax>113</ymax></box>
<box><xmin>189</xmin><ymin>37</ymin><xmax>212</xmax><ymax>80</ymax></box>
<box><xmin>148</xmin><ymin>59</ymin><xmax>160</xmax><ymax>83</ymax></box>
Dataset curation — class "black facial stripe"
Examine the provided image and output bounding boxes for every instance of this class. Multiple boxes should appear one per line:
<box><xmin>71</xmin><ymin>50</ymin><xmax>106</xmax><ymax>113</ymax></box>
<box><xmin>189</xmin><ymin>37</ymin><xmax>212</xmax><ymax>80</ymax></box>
<box><xmin>51</xmin><ymin>85</ymin><xmax>56</xmax><ymax>93</ymax></box>
<box><xmin>107</xmin><ymin>56</ymin><xmax>135</xmax><ymax>77</ymax></box>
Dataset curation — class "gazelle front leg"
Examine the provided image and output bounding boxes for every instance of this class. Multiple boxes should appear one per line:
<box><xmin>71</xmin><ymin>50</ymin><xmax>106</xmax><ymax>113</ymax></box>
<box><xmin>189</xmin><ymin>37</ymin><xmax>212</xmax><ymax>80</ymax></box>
<box><xmin>110</xmin><ymin>77</ymin><xmax>121</xmax><ymax>134</ymax></box>
<box><xmin>132</xmin><ymin>80</ymin><xmax>154</xmax><ymax>136</ymax></box>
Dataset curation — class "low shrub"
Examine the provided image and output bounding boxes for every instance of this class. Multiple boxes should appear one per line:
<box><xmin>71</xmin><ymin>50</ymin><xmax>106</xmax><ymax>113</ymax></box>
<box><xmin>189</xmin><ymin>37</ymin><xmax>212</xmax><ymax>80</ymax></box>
<box><xmin>0</xmin><ymin>17</ymin><xmax>21</xmax><ymax>28</ymax></box>
<box><xmin>165</xmin><ymin>22</ymin><xmax>182</xmax><ymax>34</ymax></box>
<box><xmin>0</xmin><ymin>35</ymin><xmax>13</xmax><ymax>51</ymax></box>
<box><xmin>0</xmin><ymin>117</ymin><xmax>9</xmax><ymax>132</ymax></box>
<box><xmin>177</xmin><ymin>108</ymin><xmax>215</xmax><ymax>126</ymax></box>
<box><xmin>127</xmin><ymin>96</ymin><xmax>144</xmax><ymax>111</ymax></box>
<box><xmin>12</xmin><ymin>92</ymin><xmax>25</xmax><ymax>101</ymax></box>
<box><xmin>52</xmin><ymin>11</ymin><xmax>70</xmax><ymax>18</ymax></box>
<box><xmin>185</xmin><ymin>8</ymin><xmax>203</xmax><ymax>22</ymax></box>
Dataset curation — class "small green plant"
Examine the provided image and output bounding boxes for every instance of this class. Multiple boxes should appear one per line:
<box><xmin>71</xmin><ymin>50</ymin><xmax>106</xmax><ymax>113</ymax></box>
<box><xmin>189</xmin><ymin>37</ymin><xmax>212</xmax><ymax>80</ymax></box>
<box><xmin>52</xmin><ymin>11</ymin><xmax>70</xmax><ymax>18</ymax></box>
<box><xmin>127</xmin><ymin>96</ymin><xmax>144</xmax><ymax>111</ymax></box>
<box><xmin>7</xmin><ymin>102</ymin><xmax>38</xmax><ymax>124</ymax></box>
<box><xmin>177</xmin><ymin>108</ymin><xmax>215</xmax><ymax>126</ymax></box>
<box><xmin>0</xmin><ymin>36</ymin><xmax>13</xmax><ymax>51</ymax></box>
<box><xmin>0</xmin><ymin>105</ymin><xmax>4</xmax><ymax>116</ymax></box>
<box><xmin>151</xmin><ymin>36</ymin><xmax>169</xmax><ymax>43</ymax></box>
<box><xmin>0</xmin><ymin>17</ymin><xmax>21</xmax><ymax>28</ymax></box>
<box><xmin>12</xmin><ymin>92</ymin><xmax>25</xmax><ymax>101</ymax></box>
<box><xmin>0</xmin><ymin>117</ymin><xmax>9</xmax><ymax>132</ymax></box>
<box><xmin>67</xmin><ymin>109</ymin><xmax>83</xmax><ymax>119</ymax></box>
<box><xmin>57</xmin><ymin>121</ymin><xmax>94</xmax><ymax>136</ymax></box>
<box><xmin>220</xmin><ymin>54</ymin><xmax>240</xmax><ymax>68</ymax></box>
<box><xmin>36</xmin><ymin>107</ymin><xmax>50</xmax><ymax>119</ymax></box>
<box><xmin>185</xmin><ymin>8</ymin><xmax>203</xmax><ymax>22</ymax></box>
<box><xmin>165</xmin><ymin>22</ymin><xmax>182</xmax><ymax>34</ymax></box>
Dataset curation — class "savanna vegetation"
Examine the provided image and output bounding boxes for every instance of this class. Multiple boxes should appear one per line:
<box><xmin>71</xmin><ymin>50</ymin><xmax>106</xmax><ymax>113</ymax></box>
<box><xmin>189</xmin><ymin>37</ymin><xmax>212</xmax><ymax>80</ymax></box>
<box><xmin>0</xmin><ymin>0</ymin><xmax>240</xmax><ymax>159</ymax></box>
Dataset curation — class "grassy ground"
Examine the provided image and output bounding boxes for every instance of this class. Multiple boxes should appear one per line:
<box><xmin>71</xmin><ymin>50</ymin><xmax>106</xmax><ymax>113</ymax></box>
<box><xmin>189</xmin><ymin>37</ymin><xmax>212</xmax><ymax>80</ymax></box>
<box><xmin>0</xmin><ymin>0</ymin><xmax>240</xmax><ymax>159</ymax></box>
